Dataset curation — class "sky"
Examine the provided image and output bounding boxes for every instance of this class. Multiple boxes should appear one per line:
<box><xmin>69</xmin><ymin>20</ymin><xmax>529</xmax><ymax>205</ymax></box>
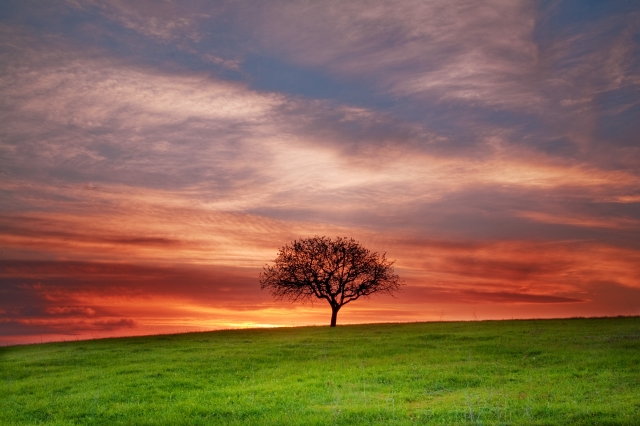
<box><xmin>1</xmin><ymin>0</ymin><xmax>639</xmax><ymax>345</ymax></box>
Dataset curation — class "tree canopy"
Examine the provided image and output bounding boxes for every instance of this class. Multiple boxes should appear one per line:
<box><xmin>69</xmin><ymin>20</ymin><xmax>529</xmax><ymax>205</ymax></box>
<box><xmin>259</xmin><ymin>236</ymin><xmax>402</xmax><ymax>326</ymax></box>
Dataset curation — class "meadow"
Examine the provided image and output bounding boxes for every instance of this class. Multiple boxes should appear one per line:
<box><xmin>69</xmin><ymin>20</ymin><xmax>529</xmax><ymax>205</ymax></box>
<box><xmin>1</xmin><ymin>317</ymin><xmax>639</xmax><ymax>425</ymax></box>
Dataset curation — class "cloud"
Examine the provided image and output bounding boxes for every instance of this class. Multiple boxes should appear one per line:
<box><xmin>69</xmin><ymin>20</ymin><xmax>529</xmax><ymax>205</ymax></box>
<box><xmin>5</xmin><ymin>232</ymin><xmax>639</xmax><ymax>340</ymax></box>
<box><xmin>1</xmin><ymin>2</ymin><xmax>639</xmax><ymax>342</ymax></box>
<box><xmin>66</xmin><ymin>0</ymin><xmax>218</xmax><ymax>43</ymax></box>
<box><xmin>0</xmin><ymin>317</ymin><xmax>136</xmax><ymax>336</ymax></box>
<box><xmin>2</xmin><ymin>230</ymin><xmax>639</xmax><ymax>340</ymax></box>
<box><xmin>59</xmin><ymin>0</ymin><xmax>640</xmax><ymax>122</ymax></box>
<box><xmin>2</xmin><ymin>27</ymin><xmax>637</xmax><ymax>215</ymax></box>
<box><xmin>45</xmin><ymin>307</ymin><xmax>96</xmax><ymax>316</ymax></box>
<box><xmin>0</xmin><ymin>259</ymin><xmax>264</xmax><ymax>336</ymax></box>
<box><xmin>248</xmin><ymin>1</ymin><xmax>539</xmax><ymax>108</ymax></box>
<box><xmin>516</xmin><ymin>210</ymin><xmax>640</xmax><ymax>230</ymax></box>
<box><xmin>37</xmin><ymin>0</ymin><xmax>640</xmax><ymax>167</ymax></box>
<box><xmin>403</xmin><ymin>286</ymin><xmax>584</xmax><ymax>304</ymax></box>
<box><xmin>244</xmin><ymin>0</ymin><xmax>640</xmax><ymax>176</ymax></box>
<box><xmin>389</xmin><ymin>238</ymin><xmax>640</xmax><ymax>297</ymax></box>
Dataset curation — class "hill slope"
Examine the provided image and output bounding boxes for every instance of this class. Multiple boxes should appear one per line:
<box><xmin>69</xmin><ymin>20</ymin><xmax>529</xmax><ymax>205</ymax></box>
<box><xmin>2</xmin><ymin>317</ymin><xmax>640</xmax><ymax>425</ymax></box>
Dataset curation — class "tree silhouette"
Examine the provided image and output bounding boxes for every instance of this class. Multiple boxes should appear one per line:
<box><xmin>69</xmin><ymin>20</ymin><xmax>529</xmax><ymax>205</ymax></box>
<box><xmin>259</xmin><ymin>236</ymin><xmax>402</xmax><ymax>327</ymax></box>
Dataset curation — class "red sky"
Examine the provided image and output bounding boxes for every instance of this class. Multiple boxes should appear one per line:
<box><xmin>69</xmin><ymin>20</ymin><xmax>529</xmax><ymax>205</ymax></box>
<box><xmin>1</xmin><ymin>0</ymin><xmax>639</xmax><ymax>344</ymax></box>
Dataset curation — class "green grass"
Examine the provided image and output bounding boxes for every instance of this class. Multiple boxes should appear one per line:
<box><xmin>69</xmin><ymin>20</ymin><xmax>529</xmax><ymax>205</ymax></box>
<box><xmin>1</xmin><ymin>317</ymin><xmax>640</xmax><ymax>425</ymax></box>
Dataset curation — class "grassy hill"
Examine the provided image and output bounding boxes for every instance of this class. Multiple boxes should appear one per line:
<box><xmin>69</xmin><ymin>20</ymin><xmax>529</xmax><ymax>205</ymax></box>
<box><xmin>1</xmin><ymin>317</ymin><xmax>639</xmax><ymax>425</ymax></box>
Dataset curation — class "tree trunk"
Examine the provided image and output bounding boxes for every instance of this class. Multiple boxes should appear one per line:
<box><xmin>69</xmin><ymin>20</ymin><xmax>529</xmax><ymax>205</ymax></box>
<box><xmin>330</xmin><ymin>305</ymin><xmax>340</xmax><ymax>327</ymax></box>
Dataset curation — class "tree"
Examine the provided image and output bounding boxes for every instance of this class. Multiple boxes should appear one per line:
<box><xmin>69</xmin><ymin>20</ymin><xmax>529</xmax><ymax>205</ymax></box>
<box><xmin>259</xmin><ymin>236</ymin><xmax>402</xmax><ymax>327</ymax></box>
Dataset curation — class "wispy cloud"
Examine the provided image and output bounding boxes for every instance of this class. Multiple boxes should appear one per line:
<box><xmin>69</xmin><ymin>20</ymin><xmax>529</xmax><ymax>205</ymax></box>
<box><xmin>516</xmin><ymin>210</ymin><xmax>640</xmax><ymax>230</ymax></box>
<box><xmin>66</xmin><ymin>0</ymin><xmax>216</xmax><ymax>43</ymax></box>
<box><xmin>251</xmin><ymin>0</ymin><xmax>541</xmax><ymax>108</ymax></box>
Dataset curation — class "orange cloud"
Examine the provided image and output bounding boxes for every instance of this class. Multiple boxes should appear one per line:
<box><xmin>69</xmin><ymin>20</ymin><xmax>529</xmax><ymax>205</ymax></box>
<box><xmin>516</xmin><ymin>210</ymin><xmax>640</xmax><ymax>229</ymax></box>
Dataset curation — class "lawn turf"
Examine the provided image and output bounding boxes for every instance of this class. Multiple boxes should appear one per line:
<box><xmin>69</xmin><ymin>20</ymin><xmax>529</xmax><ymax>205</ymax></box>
<box><xmin>1</xmin><ymin>317</ymin><xmax>640</xmax><ymax>425</ymax></box>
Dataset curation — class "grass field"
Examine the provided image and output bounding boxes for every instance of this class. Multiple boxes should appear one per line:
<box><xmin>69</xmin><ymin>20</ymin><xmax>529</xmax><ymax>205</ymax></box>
<box><xmin>1</xmin><ymin>317</ymin><xmax>640</xmax><ymax>425</ymax></box>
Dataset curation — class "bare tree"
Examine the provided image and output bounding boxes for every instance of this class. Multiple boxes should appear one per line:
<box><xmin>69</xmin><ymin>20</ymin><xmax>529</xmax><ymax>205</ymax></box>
<box><xmin>259</xmin><ymin>236</ymin><xmax>402</xmax><ymax>327</ymax></box>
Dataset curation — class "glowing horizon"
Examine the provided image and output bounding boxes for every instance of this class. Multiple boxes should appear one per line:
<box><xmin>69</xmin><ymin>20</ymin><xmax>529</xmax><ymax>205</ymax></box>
<box><xmin>1</xmin><ymin>1</ymin><xmax>639</xmax><ymax>345</ymax></box>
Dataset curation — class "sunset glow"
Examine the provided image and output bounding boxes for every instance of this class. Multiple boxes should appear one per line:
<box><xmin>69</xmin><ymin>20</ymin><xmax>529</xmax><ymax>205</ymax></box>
<box><xmin>1</xmin><ymin>1</ymin><xmax>639</xmax><ymax>344</ymax></box>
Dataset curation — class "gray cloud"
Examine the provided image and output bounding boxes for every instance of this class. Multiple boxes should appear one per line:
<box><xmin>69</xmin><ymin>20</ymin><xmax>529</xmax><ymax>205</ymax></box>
<box><xmin>247</xmin><ymin>1</ymin><xmax>539</xmax><ymax>108</ymax></box>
